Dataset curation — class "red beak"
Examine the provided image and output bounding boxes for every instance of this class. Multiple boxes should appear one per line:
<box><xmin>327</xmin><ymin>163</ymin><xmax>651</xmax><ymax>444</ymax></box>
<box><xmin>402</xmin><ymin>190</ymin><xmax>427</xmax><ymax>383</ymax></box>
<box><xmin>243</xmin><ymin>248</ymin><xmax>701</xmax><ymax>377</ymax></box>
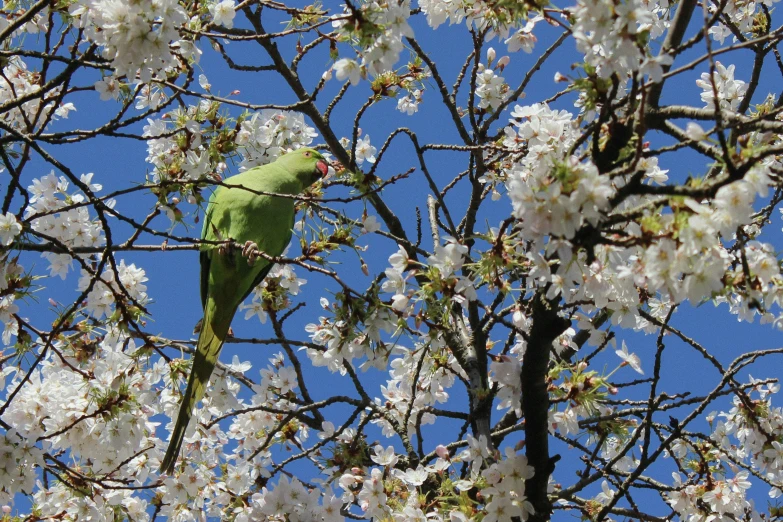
<box><xmin>316</xmin><ymin>159</ymin><xmax>329</xmax><ymax>177</ymax></box>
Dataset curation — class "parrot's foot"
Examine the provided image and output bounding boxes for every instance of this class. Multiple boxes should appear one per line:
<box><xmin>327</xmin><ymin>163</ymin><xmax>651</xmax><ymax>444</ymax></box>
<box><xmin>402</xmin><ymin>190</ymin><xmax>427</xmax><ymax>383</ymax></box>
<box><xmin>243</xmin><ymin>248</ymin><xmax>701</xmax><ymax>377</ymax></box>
<box><xmin>218</xmin><ymin>244</ymin><xmax>229</xmax><ymax>256</ymax></box>
<box><xmin>227</xmin><ymin>327</ymin><xmax>235</xmax><ymax>338</ymax></box>
<box><xmin>242</xmin><ymin>241</ymin><xmax>260</xmax><ymax>265</ymax></box>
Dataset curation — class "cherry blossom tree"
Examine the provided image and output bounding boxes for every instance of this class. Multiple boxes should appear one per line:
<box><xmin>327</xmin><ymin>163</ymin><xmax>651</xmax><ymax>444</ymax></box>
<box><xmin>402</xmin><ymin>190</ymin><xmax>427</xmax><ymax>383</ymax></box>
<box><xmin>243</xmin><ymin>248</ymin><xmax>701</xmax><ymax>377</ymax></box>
<box><xmin>2</xmin><ymin>0</ymin><xmax>783</xmax><ymax>521</ymax></box>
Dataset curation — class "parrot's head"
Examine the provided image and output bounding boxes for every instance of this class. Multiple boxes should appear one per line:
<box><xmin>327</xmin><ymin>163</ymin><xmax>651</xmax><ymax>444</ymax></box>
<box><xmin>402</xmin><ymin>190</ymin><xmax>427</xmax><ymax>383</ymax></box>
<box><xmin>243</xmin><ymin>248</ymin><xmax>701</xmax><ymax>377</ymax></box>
<box><xmin>279</xmin><ymin>148</ymin><xmax>330</xmax><ymax>187</ymax></box>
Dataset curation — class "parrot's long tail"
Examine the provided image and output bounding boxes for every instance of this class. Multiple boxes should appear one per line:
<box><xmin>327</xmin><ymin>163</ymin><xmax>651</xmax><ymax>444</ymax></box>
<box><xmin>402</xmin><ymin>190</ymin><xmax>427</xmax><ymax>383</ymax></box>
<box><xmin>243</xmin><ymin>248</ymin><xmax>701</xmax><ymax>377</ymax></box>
<box><xmin>160</xmin><ymin>301</ymin><xmax>231</xmax><ymax>474</ymax></box>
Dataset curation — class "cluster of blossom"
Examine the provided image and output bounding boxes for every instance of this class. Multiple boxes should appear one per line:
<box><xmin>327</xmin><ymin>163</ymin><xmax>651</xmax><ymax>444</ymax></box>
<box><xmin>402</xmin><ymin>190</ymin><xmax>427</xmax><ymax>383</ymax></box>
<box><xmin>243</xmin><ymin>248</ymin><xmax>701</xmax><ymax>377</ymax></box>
<box><xmin>713</xmin><ymin>379</ymin><xmax>783</xmax><ymax>490</ymax></box>
<box><xmin>377</xmin><ymin>238</ymin><xmax>475</xmax><ymax>321</ymax></box>
<box><xmin>489</xmin><ymin>310</ymin><xmax>530</xmax><ymax>415</ymax></box>
<box><xmin>499</xmin><ymin>99</ymin><xmax>783</xmax><ymax>329</ymax></box>
<box><xmin>331</xmin><ymin>0</ymin><xmax>413</xmax><ymax>80</ymax></box>
<box><xmin>475</xmin><ymin>51</ymin><xmax>509</xmax><ymax>111</ymax></box>
<box><xmin>338</xmin><ymin>452</ymin><xmax>393</xmax><ymax>516</ymax></box>
<box><xmin>417</xmin><ymin>0</ymin><xmax>537</xmax><ymax>49</ymax></box>
<box><xmin>696</xmin><ymin>61</ymin><xmax>748</xmax><ymax>111</ymax></box>
<box><xmin>157</xmin><ymin>360</ymin><xmax>254</xmax><ymax>520</ymax></box>
<box><xmin>637</xmin><ymin>152</ymin><xmax>670</xmax><ymax>185</ymax></box>
<box><xmin>160</xmin><ymin>348</ymin><xmax>328</xmax><ymax>519</ymax></box>
<box><xmin>0</xmin><ymin>429</ymin><xmax>43</xmax><ymax>507</ymax></box>
<box><xmin>474</xmin><ymin>446</ymin><xmax>536</xmax><ymax>521</ymax></box>
<box><xmin>76</xmin><ymin>259</ymin><xmax>149</xmax><ymax>319</ymax></box>
<box><xmin>239</xmin><ymin>267</ymin><xmax>307</xmax><ymax>327</ymax></box>
<box><xmin>24</xmin><ymin>171</ymin><xmax>105</xmax><ymax>281</ymax></box>
<box><xmin>715</xmin><ymin>239</ymin><xmax>783</xmax><ymax>324</ymax></box>
<box><xmin>305</xmin><ymin>300</ymin><xmax>397</xmax><ymax>374</ymax></box>
<box><xmin>0</xmin><ymin>257</ymin><xmax>23</xmax><ymax>344</ymax></box>
<box><xmin>664</xmin><ymin>379</ymin><xmax>783</xmax><ymax>520</ymax></box>
<box><xmin>160</xmin><ymin>465</ymin><xmax>220</xmax><ymax>520</ymax></box>
<box><xmin>25</xmin><ymin>171</ymin><xmax>130</xmax><ymax>327</ymax></box>
<box><xmin>171</xmin><ymin>353</ymin><xmax>361</xmax><ymax>521</ymax></box>
<box><xmin>134</xmin><ymin>82</ymin><xmax>166</xmax><ymax>111</ymax></box>
<box><xmin>2</xmin><ymin>297</ymin><xmax>338</xmax><ymax>520</ymax></box>
<box><xmin>599</xmin><ymin>435</ymin><xmax>641</xmax><ymax>475</ymax></box>
<box><xmin>335</xmin><ymin>133</ymin><xmax>380</xmax><ymax>168</ymax></box>
<box><xmin>3</xmin><ymin>335</ymin><xmax>155</xmax><ymax>472</ymax></box>
<box><xmin>247</xmin><ymin>476</ymin><xmax>344</xmax><ymax>521</ymax></box>
<box><xmin>640</xmin><ymin>165</ymin><xmax>774</xmax><ymax>309</ymax></box>
<box><xmin>2</xmin><ymin>328</ymin><xmax>160</xmax><ymax>516</ymax></box>
<box><xmin>540</xmin><ymin>181</ymin><xmax>773</xmax><ymax>330</ymax></box>
<box><xmin>69</xmin><ymin>0</ymin><xmax>192</xmax><ymax>83</ymax></box>
<box><xmin>708</xmin><ymin>0</ymin><xmax>765</xmax><ymax>43</ymax></box>
<box><xmin>0</xmin><ymin>57</ymin><xmax>72</xmax><ymax>135</ymax></box>
<box><xmin>427</xmin><ymin>237</ymin><xmax>477</xmax><ymax>303</ymax></box>
<box><xmin>235</xmin><ymin>110</ymin><xmax>319</xmax><ymax>170</ymax></box>
<box><xmin>668</xmin><ymin>470</ymin><xmax>754</xmax><ymax>522</ymax></box>
<box><xmin>1</xmin><ymin>330</ymin><xmax>314</xmax><ymax>520</ymax></box>
<box><xmin>372</xmin><ymin>334</ymin><xmax>464</xmax><ymax>436</ymax></box>
<box><xmin>548</xmin><ymin>362</ymin><xmax>613</xmax><ymax>437</ymax></box>
<box><xmin>502</xmin><ymin>102</ymin><xmax>579</xmax><ymax>176</ymax></box>
<box><xmin>397</xmin><ymin>88</ymin><xmax>423</xmax><ymax>115</ymax></box>
<box><xmin>506</xmin><ymin>155</ymin><xmax>612</xmax><ymax>243</ymax></box>
<box><xmin>570</xmin><ymin>0</ymin><xmax>671</xmax><ymax>81</ymax></box>
<box><xmin>144</xmin><ymin>100</ymin><xmax>225</xmax><ymax>185</ymax></box>
<box><xmin>0</xmin><ymin>4</ymin><xmax>50</xmax><ymax>36</ymax></box>
<box><xmin>33</xmin><ymin>482</ymin><xmax>150</xmax><ymax>522</ymax></box>
<box><xmin>504</xmin><ymin>103</ymin><xmax>613</xmax><ymax>245</ymax></box>
<box><xmin>158</xmin><ymin>352</ymin><xmax>323</xmax><ymax>520</ymax></box>
<box><xmin>722</xmin><ymin>130</ymin><xmax>783</xmax><ymax>323</ymax></box>
<box><xmin>338</xmin><ymin>434</ymin><xmax>535</xmax><ymax>521</ymax></box>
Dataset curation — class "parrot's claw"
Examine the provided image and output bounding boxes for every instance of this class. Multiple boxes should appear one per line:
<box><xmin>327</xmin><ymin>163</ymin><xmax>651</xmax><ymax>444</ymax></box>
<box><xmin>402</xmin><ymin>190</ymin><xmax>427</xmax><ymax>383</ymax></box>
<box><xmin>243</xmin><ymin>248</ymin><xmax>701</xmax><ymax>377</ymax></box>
<box><xmin>217</xmin><ymin>244</ymin><xmax>229</xmax><ymax>256</ymax></box>
<box><xmin>242</xmin><ymin>241</ymin><xmax>259</xmax><ymax>265</ymax></box>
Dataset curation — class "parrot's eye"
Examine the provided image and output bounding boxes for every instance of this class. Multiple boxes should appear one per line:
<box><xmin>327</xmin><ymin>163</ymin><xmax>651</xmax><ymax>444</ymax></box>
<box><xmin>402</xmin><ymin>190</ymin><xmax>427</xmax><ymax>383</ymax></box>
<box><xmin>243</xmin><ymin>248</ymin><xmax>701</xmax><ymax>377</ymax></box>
<box><xmin>303</xmin><ymin>151</ymin><xmax>311</xmax><ymax>157</ymax></box>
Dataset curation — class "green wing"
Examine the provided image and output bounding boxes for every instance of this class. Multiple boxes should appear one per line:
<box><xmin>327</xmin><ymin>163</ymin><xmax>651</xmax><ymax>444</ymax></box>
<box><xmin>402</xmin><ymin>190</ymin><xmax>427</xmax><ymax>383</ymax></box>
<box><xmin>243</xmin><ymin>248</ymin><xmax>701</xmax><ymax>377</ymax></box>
<box><xmin>200</xmin><ymin>192</ymin><xmax>220</xmax><ymax>310</ymax></box>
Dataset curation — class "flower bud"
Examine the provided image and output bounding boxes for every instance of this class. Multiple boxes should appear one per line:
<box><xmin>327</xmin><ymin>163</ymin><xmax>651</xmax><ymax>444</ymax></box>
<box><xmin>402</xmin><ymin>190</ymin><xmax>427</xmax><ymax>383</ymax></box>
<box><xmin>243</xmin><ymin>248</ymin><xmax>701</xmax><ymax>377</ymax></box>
<box><xmin>435</xmin><ymin>444</ymin><xmax>450</xmax><ymax>460</ymax></box>
<box><xmin>685</xmin><ymin>122</ymin><xmax>708</xmax><ymax>141</ymax></box>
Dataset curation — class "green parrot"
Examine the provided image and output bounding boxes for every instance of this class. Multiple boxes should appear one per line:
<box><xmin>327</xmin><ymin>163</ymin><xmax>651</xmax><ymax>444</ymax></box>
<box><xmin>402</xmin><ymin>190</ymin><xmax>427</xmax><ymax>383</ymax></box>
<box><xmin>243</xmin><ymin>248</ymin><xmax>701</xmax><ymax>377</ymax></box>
<box><xmin>160</xmin><ymin>148</ymin><xmax>329</xmax><ymax>474</ymax></box>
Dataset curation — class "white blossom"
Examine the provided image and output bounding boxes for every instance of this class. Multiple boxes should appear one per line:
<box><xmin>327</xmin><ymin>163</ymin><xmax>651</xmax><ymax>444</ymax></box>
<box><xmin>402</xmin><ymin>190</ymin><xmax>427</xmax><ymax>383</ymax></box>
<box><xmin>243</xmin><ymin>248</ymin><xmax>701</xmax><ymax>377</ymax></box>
<box><xmin>0</xmin><ymin>213</ymin><xmax>22</xmax><ymax>246</ymax></box>
<box><xmin>209</xmin><ymin>0</ymin><xmax>236</xmax><ymax>28</ymax></box>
